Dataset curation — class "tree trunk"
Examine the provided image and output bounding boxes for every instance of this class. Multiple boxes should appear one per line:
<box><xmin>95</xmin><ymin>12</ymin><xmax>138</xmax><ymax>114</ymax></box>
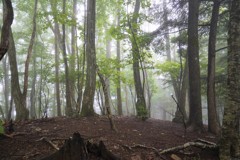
<box><xmin>105</xmin><ymin>37</ymin><xmax>112</xmax><ymax>113</ymax></box>
<box><xmin>49</xmin><ymin>0</ymin><xmax>62</xmax><ymax>117</ymax></box>
<box><xmin>0</xmin><ymin>0</ymin><xmax>13</xmax><ymax>60</ymax></box>
<box><xmin>54</xmin><ymin>21</ymin><xmax>62</xmax><ymax>117</ymax></box>
<box><xmin>8</xmin><ymin>29</ymin><xmax>29</xmax><ymax>120</ymax></box>
<box><xmin>30</xmin><ymin>46</ymin><xmax>37</xmax><ymax>119</ymax></box>
<box><xmin>62</xmin><ymin>0</ymin><xmax>73</xmax><ymax>117</ymax></box>
<box><xmin>207</xmin><ymin>0</ymin><xmax>221</xmax><ymax>135</ymax></box>
<box><xmin>116</xmin><ymin>10</ymin><xmax>123</xmax><ymax>116</ymax></box>
<box><xmin>81</xmin><ymin>0</ymin><xmax>96</xmax><ymax>116</ymax></box>
<box><xmin>219</xmin><ymin>0</ymin><xmax>240</xmax><ymax>159</ymax></box>
<box><xmin>98</xmin><ymin>69</ymin><xmax>117</xmax><ymax>132</ymax></box>
<box><xmin>70</xmin><ymin>0</ymin><xmax>77</xmax><ymax>112</ymax></box>
<box><xmin>2</xmin><ymin>57</ymin><xmax>10</xmax><ymax>120</ymax></box>
<box><xmin>130</xmin><ymin>0</ymin><xmax>147</xmax><ymax>119</ymax></box>
<box><xmin>187</xmin><ymin>0</ymin><xmax>203</xmax><ymax>131</ymax></box>
<box><xmin>38</xmin><ymin>57</ymin><xmax>43</xmax><ymax>118</ymax></box>
<box><xmin>76</xmin><ymin>0</ymin><xmax>87</xmax><ymax>113</ymax></box>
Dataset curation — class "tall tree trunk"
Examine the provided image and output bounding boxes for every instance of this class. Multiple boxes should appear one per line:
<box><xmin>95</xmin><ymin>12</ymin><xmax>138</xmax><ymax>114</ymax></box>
<box><xmin>49</xmin><ymin>0</ymin><xmax>62</xmax><ymax>116</ymax></box>
<box><xmin>219</xmin><ymin>0</ymin><xmax>240</xmax><ymax>159</ymax></box>
<box><xmin>70</xmin><ymin>0</ymin><xmax>77</xmax><ymax>111</ymax></box>
<box><xmin>116</xmin><ymin>10</ymin><xmax>123</xmax><ymax>116</ymax></box>
<box><xmin>54</xmin><ymin>21</ymin><xmax>62</xmax><ymax>117</ymax></box>
<box><xmin>207</xmin><ymin>0</ymin><xmax>221</xmax><ymax>135</ymax></box>
<box><xmin>187</xmin><ymin>0</ymin><xmax>203</xmax><ymax>131</ymax></box>
<box><xmin>81</xmin><ymin>0</ymin><xmax>96</xmax><ymax>116</ymax></box>
<box><xmin>130</xmin><ymin>0</ymin><xmax>147</xmax><ymax>118</ymax></box>
<box><xmin>62</xmin><ymin>0</ymin><xmax>73</xmax><ymax>116</ymax></box>
<box><xmin>76</xmin><ymin>0</ymin><xmax>87</xmax><ymax>113</ymax></box>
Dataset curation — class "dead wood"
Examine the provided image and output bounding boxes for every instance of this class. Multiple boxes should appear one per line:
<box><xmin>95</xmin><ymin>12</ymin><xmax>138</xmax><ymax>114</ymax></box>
<box><xmin>160</xmin><ymin>139</ymin><xmax>218</xmax><ymax>154</ymax></box>
<box><xmin>40</xmin><ymin>132</ymin><xmax>120</xmax><ymax>160</ymax></box>
<box><xmin>37</xmin><ymin>137</ymin><xmax>59</xmax><ymax>150</ymax></box>
<box><xmin>0</xmin><ymin>133</ymin><xmax>13</xmax><ymax>139</ymax></box>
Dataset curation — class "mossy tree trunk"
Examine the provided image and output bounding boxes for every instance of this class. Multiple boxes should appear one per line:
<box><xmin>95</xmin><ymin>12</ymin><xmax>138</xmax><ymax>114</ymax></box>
<box><xmin>219</xmin><ymin>0</ymin><xmax>240</xmax><ymax>159</ymax></box>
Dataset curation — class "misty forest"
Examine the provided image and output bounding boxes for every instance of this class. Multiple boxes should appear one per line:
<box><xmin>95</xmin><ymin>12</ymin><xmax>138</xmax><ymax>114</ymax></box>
<box><xmin>0</xmin><ymin>0</ymin><xmax>239</xmax><ymax>159</ymax></box>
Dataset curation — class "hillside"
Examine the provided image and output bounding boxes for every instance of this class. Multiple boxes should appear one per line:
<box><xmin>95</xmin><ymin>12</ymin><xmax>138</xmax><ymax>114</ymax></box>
<box><xmin>0</xmin><ymin>116</ymin><xmax>218</xmax><ymax>160</ymax></box>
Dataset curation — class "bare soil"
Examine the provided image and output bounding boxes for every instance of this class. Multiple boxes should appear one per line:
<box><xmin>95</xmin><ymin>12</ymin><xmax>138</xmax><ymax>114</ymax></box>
<box><xmin>0</xmin><ymin>116</ymin><xmax>219</xmax><ymax>160</ymax></box>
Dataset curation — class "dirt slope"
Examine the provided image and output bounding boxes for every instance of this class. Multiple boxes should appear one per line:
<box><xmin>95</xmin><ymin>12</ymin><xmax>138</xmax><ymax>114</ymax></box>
<box><xmin>0</xmin><ymin>116</ymin><xmax>218</xmax><ymax>160</ymax></box>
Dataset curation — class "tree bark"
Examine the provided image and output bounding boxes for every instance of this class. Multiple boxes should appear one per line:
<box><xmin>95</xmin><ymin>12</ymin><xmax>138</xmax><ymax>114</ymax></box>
<box><xmin>81</xmin><ymin>0</ymin><xmax>96</xmax><ymax>116</ymax></box>
<box><xmin>187</xmin><ymin>0</ymin><xmax>203</xmax><ymax>131</ymax></box>
<box><xmin>219</xmin><ymin>0</ymin><xmax>240</xmax><ymax>159</ymax></box>
<box><xmin>207</xmin><ymin>0</ymin><xmax>221</xmax><ymax>135</ymax></box>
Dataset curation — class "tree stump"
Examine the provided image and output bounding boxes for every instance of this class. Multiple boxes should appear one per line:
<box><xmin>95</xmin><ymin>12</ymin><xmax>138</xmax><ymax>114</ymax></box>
<box><xmin>40</xmin><ymin>132</ymin><xmax>120</xmax><ymax>160</ymax></box>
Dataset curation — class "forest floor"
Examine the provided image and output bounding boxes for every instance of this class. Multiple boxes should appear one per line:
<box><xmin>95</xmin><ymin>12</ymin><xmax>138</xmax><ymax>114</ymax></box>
<box><xmin>0</xmin><ymin>116</ymin><xmax>219</xmax><ymax>160</ymax></box>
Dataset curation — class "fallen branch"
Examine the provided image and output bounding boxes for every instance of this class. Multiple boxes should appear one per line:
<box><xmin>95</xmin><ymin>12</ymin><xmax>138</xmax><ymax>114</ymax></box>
<box><xmin>36</xmin><ymin>137</ymin><xmax>59</xmax><ymax>151</ymax></box>
<box><xmin>160</xmin><ymin>140</ymin><xmax>217</xmax><ymax>154</ymax></box>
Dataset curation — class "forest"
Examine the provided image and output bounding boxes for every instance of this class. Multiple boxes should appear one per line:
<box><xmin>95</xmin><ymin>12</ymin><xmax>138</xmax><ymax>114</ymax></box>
<box><xmin>0</xmin><ymin>0</ymin><xmax>239</xmax><ymax>159</ymax></box>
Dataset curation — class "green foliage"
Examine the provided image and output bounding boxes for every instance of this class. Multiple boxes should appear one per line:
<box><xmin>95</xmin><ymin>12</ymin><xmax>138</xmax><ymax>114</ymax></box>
<box><xmin>155</xmin><ymin>61</ymin><xmax>182</xmax><ymax>79</ymax></box>
<box><xmin>97</xmin><ymin>54</ymin><xmax>125</xmax><ymax>87</ymax></box>
<box><xmin>108</xmin><ymin>26</ymin><xmax>126</xmax><ymax>40</ymax></box>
